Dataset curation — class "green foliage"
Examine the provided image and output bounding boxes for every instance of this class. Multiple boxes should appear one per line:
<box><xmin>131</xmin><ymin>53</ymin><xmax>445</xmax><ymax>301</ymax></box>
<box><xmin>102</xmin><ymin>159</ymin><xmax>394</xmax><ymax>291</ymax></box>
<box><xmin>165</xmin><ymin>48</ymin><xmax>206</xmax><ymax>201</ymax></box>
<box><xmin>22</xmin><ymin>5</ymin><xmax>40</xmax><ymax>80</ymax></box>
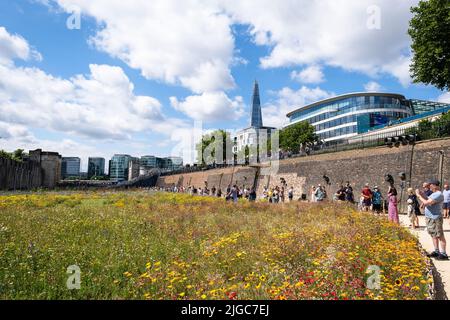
<box><xmin>196</xmin><ymin>129</ymin><xmax>232</xmax><ymax>166</ymax></box>
<box><xmin>407</xmin><ymin>111</ymin><xmax>450</xmax><ymax>140</ymax></box>
<box><xmin>279</xmin><ymin>121</ymin><xmax>318</xmax><ymax>154</ymax></box>
<box><xmin>409</xmin><ymin>0</ymin><xmax>450</xmax><ymax>90</ymax></box>
<box><xmin>0</xmin><ymin>149</ymin><xmax>27</xmax><ymax>162</ymax></box>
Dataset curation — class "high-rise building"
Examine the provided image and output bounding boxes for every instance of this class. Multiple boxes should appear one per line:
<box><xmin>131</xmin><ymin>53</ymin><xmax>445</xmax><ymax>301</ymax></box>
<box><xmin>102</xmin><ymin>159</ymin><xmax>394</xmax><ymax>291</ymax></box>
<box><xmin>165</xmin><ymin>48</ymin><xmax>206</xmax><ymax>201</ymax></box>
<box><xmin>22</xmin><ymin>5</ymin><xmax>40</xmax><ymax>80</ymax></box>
<box><xmin>87</xmin><ymin>157</ymin><xmax>105</xmax><ymax>179</ymax></box>
<box><xmin>61</xmin><ymin>157</ymin><xmax>81</xmax><ymax>179</ymax></box>
<box><xmin>109</xmin><ymin>154</ymin><xmax>132</xmax><ymax>182</ymax></box>
<box><xmin>233</xmin><ymin>81</ymin><xmax>276</xmax><ymax>158</ymax></box>
<box><xmin>251</xmin><ymin>80</ymin><xmax>263</xmax><ymax>128</ymax></box>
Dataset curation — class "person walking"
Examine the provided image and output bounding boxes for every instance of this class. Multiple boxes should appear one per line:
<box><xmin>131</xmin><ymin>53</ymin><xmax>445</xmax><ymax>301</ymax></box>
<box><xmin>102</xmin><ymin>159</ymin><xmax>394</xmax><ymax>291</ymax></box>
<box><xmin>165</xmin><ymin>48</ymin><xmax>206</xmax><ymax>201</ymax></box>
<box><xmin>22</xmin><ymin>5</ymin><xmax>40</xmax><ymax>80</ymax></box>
<box><xmin>249</xmin><ymin>187</ymin><xmax>257</xmax><ymax>202</ymax></box>
<box><xmin>407</xmin><ymin>188</ymin><xmax>420</xmax><ymax>228</ymax></box>
<box><xmin>416</xmin><ymin>180</ymin><xmax>448</xmax><ymax>260</ymax></box>
<box><xmin>314</xmin><ymin>185</ymin><xmax>325</xmax><ymax>202</ymax></box>
<box><xmin>387</xmin><ymin>186</ymin><xmax>399</xmax><ymax>224</ymax></box>
<box><xmin>230</xmin><ymin>185</ymin><xmax>239</xmax><ymax>203</ymax></box>
<box><xmin>310</xmin><ymin>186</ymin><xmax>316</xmax><ymax>202</ymax></box>
<box><xmin>288</xmin><ymin>187</ymin><xmax>294</xmax><ymax>202</ymax></box>
<box><xmin>361</xmin><ymin>183</ymin><xmax>373</xmax><ymax>212</ymax></box>
<box><xmin>372</xmin><ymin>186</ymin><xmax>383</xmax><ymax>215</ymax></box>
<box><xmin>443</xmin><ymin>184</ymin><xmax>450</xmax><ymax>219</ymax></box>
<box><xmin>344</xmin><ymin>182</ymin><xmax>354</xmax><ymax>203</ymax></box>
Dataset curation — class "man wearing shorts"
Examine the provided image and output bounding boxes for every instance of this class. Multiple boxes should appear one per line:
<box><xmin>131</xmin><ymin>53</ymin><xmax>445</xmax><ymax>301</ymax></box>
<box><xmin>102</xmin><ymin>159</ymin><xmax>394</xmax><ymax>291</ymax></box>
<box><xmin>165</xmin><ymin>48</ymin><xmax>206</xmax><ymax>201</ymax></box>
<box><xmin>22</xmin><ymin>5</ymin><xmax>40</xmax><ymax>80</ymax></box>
<box><xmin>361</xmin><ymin>183</ymin><xmax>372</xmax><ymax>212</ymax></box>
<box><xmin>416</xmin><ymin>180</ymin><xmax>448</xmax><ymax>260</ymax></box>
<box><xmin>443</xmin><ymin>184</ymin><xmax>450</xmax><ymax>219</ymax></box>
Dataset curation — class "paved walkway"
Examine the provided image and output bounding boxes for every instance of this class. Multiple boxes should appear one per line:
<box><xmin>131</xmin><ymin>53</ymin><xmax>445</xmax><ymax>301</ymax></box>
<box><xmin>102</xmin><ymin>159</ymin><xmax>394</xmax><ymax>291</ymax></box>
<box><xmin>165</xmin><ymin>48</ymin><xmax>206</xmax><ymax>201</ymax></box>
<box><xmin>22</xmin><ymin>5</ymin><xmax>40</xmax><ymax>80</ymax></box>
<box><xmin>399</xmin><ymin>214</ymin><xmax>450</xmax><ymax>300</ymax></box>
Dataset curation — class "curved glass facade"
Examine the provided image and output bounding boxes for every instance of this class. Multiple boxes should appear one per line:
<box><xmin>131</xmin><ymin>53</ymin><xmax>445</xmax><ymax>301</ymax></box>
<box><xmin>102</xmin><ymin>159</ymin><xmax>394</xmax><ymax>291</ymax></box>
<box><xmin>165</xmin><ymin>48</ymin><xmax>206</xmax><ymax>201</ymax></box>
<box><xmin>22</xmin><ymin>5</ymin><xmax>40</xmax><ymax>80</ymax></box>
<box><xmin>287</xmin><ymin>94</ymin><xmax>413</xmax><ymax>142</ymax></box>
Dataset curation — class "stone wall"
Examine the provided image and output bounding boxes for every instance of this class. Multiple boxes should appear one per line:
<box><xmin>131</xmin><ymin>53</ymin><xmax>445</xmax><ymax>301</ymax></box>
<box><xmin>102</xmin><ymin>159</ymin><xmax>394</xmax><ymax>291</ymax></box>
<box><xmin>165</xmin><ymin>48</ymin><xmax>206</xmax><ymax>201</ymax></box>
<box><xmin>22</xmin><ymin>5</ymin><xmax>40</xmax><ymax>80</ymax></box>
<box><xmin>157</xmin><ymin>166</ymin><xmax>258</xmax><ymax>192</ymax></box>
<box><xmin>0</xmin><ymin>158</ymin><xmax>42</xmax><ymax>190</ymax></box>
<box><xmin>29</xmin><ymin>149</ymin><xmax>62</xmax><ymax>189</ymax></box>
<box><xmin>157</xmin><ymin>138</ymin><xmax>450</xmax><ymax>199</ymax></box>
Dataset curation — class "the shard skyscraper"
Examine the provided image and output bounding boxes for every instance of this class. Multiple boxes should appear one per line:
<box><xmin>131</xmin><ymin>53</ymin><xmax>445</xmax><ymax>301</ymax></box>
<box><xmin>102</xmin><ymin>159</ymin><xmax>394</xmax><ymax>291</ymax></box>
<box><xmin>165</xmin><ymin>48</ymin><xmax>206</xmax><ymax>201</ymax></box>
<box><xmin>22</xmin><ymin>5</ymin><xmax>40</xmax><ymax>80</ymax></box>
<box><xmin>251</xmin><ymin>80</ymin><xmax>263</xmax><ymax>128</ymax></box>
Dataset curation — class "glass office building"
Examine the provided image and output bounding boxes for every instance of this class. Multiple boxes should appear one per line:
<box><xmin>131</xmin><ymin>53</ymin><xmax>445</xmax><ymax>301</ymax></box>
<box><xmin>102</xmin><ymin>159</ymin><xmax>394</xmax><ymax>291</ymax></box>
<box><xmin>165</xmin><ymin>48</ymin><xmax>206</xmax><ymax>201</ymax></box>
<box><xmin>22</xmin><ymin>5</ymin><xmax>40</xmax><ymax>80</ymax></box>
<box><xmin>87</xmin><ymin>157</ymin><xmax>105</xmax><ymax>179</ymax></box>
<box><xmin>61</xmin><ymin>157</ymin><xmax>81</xmax><ymax>179</ymax></box>
<box><xmin>109</xmin><ymin>154</ymin><xmax>132</xmax><ymax>182</ymax></box>
<box><xmin>286</xmin><ymin>93</ymin><xmax>414</xmax><ymax>143</ymax></box>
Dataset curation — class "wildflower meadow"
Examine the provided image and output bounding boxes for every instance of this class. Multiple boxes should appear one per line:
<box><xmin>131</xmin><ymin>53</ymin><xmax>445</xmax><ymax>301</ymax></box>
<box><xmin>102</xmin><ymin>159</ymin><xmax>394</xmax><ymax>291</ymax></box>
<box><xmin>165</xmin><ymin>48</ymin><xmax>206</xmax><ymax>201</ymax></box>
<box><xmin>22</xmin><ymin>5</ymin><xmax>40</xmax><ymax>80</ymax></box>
<box><xmin>0</xmin><ymin>191</ymin><xmax>432</xmax><ymax>300</ymax></box>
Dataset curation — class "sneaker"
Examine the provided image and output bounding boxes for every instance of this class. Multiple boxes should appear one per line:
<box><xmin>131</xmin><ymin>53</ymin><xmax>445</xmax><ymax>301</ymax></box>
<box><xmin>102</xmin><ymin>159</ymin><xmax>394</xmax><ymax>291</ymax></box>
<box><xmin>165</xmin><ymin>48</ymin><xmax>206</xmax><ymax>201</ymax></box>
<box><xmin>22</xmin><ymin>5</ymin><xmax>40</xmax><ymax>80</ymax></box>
<box><xmin>428</xmin><ymin>251</ymin><xmax>440</xmax><ymax>258</ymax></box>
<box><xmin>437</xmin><ymin>253</ymin><xmax>449</xmax><ymax>261</ymax></box>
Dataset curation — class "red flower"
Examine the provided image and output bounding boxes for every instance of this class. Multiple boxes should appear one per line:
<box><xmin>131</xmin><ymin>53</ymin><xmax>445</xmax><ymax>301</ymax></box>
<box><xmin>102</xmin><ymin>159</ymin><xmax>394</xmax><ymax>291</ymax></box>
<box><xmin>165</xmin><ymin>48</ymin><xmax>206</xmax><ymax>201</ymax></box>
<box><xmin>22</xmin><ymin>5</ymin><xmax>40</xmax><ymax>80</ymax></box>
<box><xmin>227</xmin><ymin>291</ymin><xmax>237</xmax><ymax>300</ymax></box>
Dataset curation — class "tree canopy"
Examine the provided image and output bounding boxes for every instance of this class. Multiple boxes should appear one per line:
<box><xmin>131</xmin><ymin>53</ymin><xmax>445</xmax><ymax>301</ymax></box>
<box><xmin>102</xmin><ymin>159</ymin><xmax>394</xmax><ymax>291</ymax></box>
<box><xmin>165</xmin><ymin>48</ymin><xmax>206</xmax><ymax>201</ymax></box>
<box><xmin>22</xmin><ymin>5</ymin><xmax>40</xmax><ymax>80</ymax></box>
<box><xmin>409</xmin><ymin>0</ymin><xmax>450</xmax><ymax>91</ymax></box>
<box><xmin>407</xmin><ymin>111</ymin><xmax>450</xmax><ymax>140</ymax></box>
<box><xmin>279</xmin><ymin>121</ymin><xmax>318</xmax><ymax>154</ymax></box>
<box><xmin>195</xmin><ymin>129</ymin><xmax>232</xmax><ymax>166</ymax></box>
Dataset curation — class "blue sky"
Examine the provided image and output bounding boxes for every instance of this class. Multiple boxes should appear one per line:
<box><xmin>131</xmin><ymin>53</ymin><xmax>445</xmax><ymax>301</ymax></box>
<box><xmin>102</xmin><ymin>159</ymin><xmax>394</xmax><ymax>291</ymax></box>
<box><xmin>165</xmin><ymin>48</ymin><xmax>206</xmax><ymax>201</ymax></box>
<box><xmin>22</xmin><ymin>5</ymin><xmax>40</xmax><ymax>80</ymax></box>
<box><xmin>0</xmin><ymin>0</ymin><xmax>448</xmax><ymax>169</ymax></box>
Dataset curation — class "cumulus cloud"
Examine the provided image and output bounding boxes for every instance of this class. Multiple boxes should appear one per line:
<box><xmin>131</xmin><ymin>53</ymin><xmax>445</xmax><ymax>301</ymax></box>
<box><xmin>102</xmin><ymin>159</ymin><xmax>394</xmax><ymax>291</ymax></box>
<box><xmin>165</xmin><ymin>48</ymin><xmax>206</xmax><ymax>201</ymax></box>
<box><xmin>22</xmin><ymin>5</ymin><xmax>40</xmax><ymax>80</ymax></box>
<box><xmin>222</xmin><ymin>0</ymin><xmax>418</xmax><ymax>86</ymax></box>
<box><xmin>49</xmin><ymin>0</ymin><xmax>236</xmax><ymax>94</ymax></box>
<box><xmin>438</xmin><ymin>92</ymin><xmax>450</xmax><ymax>104</ymax></box>
<box><xmin>364</xmin><ymin>81</ymin><xmax>384</xmax><ymax>92</ymax></box>
<box><xmin>0</xmin><ymin>26</ymin><xmax>192</xmax><ymax>144</ymax></box>
<box><xmin>262</xmin><ymin>86</ymin><xmax>334</xmax><ymax>128</ymax></box>
<box><xmin>0</xmin><ymin>26</ymin><xmax>41</xmax><ymax>66</ymax></box>
<box><xmin>291</xmin><ymin>65</ymin><xmax>325</xmax><ymax>84</ymax></box>
<box><xmin>41</xmin><ymin>0</ymin><xmax>418</xmax><ymax>110</ymax></box>
<box><xmin>170</xmin><ymin>92</ymin><xmax>245</xmax><ymax>122</ymax></box>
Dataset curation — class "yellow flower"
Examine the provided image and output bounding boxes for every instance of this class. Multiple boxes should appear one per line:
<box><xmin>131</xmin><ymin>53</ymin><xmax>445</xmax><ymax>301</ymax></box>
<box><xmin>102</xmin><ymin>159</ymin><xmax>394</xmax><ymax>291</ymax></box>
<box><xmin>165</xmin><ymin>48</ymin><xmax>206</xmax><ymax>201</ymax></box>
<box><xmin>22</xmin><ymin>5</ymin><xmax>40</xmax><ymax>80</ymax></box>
<box><xmin>201</xmin><ymin>294</ymin><xmax>207</xmax><ymax>299</ymax></box>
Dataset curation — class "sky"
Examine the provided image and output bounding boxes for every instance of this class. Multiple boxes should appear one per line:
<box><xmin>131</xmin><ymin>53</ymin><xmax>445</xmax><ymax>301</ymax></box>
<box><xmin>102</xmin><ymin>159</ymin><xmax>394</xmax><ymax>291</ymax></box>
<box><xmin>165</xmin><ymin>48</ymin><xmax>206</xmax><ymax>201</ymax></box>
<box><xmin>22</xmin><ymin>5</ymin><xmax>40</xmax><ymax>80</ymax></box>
<box><xmin>0</xmin><ymin>0</ymin><xmax>449</xmax><ymax>170</ymax></box>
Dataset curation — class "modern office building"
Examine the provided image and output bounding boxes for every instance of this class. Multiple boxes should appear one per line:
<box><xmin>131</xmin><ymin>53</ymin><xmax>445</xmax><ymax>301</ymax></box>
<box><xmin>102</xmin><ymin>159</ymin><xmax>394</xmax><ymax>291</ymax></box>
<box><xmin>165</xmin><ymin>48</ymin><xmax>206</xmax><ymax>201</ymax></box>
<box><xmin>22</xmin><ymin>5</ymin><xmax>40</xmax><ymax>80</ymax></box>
<box><xmin>285</xmin><ymin>92</ymin><xmax>450</xmax><ymax>144</ymax></box>
<box><xmin>61</xmin><ymin>157</ymin><xmax>81</xmax><ymax>179</ymax></box>
<box><xmin>140</xmin><ymin>156</ymin><xmax>161</xmax><ymax>168</ymax></box>
<box><xmin>140</xmin><ymin>155</ymin><xmax>183</xmax><ymax>172</ymax></box>
<box><xmin>87</xmin><ymin>157</ymin><xmax>105</xmax><ymax>179</ymax></box>
<box><xmin>165</xmin><ymin>156</ymin><xmax>184</xmax><ymax>171</ymax></box>
<box><xmin>234</xmin><ymin>81</ymin><xmax>277</xmax><ymax>156</ymax></box>
<box><xmin>109</xmin><ymin>154</ymin><xmax>132</xmax><ymax>182</ymax></box>
<box><xmin>128</xmin><ymin>158</ymin><xmax>141</xmax><ymax>181</ymax></box>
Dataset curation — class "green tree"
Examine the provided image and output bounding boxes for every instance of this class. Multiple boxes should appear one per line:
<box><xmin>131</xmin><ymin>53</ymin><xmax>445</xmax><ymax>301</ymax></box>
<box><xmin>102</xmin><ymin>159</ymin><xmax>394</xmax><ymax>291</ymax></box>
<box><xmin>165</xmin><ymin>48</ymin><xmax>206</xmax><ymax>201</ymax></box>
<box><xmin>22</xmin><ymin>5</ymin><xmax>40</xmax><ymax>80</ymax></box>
<box><xmin>0</xmin><ymin>150</ymin><xmax>13</xmax><ymax>160</ymax></box>
<box><xmin>407</xmin><ymin>111</ymin><xmax>450</xmax><ymax>140</ymax></box>
<box><xmin>409</xmin><ymin>0</ymin><xmax>450</xmax><ymax>91</ymax></box>
<box><xmin>279</xmin><ymin>121</ymin><xmax>318</xmax><ymax>154</ymax></box>
<box><xmin>195</xmin><ymin>129</ymin><xmax>232</xmax><ymax>166</ymax></box>
<box><xmin>12</xmin><ymin>149</ymin><xmax>26</xmax><ymax>162</ymax></box>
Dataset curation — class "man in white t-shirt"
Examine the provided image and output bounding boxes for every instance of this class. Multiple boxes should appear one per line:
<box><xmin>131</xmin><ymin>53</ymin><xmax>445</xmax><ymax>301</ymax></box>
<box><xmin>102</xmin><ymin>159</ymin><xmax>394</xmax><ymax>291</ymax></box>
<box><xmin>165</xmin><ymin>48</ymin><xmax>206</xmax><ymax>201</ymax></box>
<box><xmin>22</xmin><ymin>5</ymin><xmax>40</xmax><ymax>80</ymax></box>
<box><xmin>443</xmin><ymin>184</ymin><xmax>450</xmax><ymax>219</ymax></box>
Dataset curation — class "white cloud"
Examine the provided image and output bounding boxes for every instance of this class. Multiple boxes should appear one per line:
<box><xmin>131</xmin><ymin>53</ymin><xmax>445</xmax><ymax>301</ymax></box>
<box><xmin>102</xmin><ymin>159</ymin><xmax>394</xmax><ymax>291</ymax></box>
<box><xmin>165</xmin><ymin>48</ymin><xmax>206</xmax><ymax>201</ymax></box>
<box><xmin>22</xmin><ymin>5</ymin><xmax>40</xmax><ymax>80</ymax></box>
<box><xmin>438</xmin><ymin>92</ymin><xmax>450</xmax><ymax>104</ymax></box>
<box><xmin>262</xmin><ymin>86</ymin><xmax>334</xmax><ymax>128</ymax></box>
<box><xmin>222</xmin><ymin>0</ymin><xmax>418</xmax><ymax>87</ymax></box>
<box><xmin>50</xmin><ymin>0</ymin><xmax>236</xmax><ymax>94</ymax></box>
<box><xmin>0</xmin><ymin>26</ymin><xmax>41</xmax><ymax>66</ymax></box>
<box><xmin>291</xmin><ymin>65</ymin><xmax>325</xmax><ymax>84</ymax></box>
<box><xmin>364</xmin><ymin>81</ymin><xmax>384</xmax><ymax>92</ymax></box>
<box><xmin>0</xmin><ymin>27</ymin><xmax>194</xmax><ymax>144</ymax></box>
<box><xmin>170</xmin><ymin>92</ymin><xmax>245</xmax><ymax>122</ymax></box>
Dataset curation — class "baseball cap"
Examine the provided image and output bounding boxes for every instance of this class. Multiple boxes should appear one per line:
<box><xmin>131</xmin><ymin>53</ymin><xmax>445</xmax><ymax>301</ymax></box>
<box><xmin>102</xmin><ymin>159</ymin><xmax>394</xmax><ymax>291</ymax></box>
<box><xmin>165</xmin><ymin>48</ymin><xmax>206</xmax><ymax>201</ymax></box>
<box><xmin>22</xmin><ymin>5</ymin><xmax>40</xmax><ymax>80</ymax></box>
<box><xmin>426</xmin><ymin>179</ymin><xmax>440</xmax><ymax>186</ymax></box>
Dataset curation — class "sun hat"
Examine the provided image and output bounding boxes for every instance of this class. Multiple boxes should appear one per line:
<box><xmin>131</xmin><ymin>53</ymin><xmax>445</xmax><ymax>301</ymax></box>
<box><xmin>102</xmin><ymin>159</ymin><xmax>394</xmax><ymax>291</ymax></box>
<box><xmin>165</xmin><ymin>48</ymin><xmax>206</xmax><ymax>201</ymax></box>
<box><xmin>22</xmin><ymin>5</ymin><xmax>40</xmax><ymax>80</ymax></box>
<box><xmin>426</xmin><ymin>179</ymin><xmax>440</xmax><ymax>186</ymax></box>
